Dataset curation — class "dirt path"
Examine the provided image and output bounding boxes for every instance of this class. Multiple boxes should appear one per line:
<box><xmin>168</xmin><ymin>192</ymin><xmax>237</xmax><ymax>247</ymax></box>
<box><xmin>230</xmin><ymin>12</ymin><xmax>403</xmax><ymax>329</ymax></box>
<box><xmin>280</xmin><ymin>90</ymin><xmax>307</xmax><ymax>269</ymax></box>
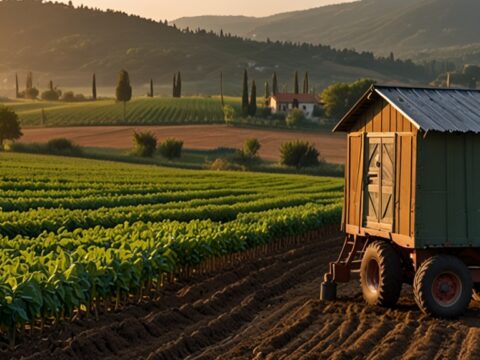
<box><xmin>6</xmin><ymin>233</ymin><xmax>480</xmax><ymax>360</ymax></box>
<box><xmin>19</xmin><ymin>125</ymin><xmax>347</xmax><ymax>163</ymax></box>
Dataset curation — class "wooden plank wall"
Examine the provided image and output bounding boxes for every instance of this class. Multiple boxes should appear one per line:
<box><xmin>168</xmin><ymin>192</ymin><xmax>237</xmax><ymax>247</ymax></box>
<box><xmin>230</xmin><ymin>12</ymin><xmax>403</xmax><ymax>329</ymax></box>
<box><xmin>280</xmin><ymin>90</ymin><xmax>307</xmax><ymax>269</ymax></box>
<box><xmin>352</xmin><ymin>98</ymin><xmax>416</xmax><ymax>133</ymax></box>
<box><xmin>346</xmin><ymin>133</ymin><xmax>363</xmax><ymax>228</ymax></box>
<box><xmin>346</xmin><ymin>97</ymin><xmax>417</xmax><ymax>240</ymax></box>
<box><xmin>395</xmin><ymin>134</ymin><xmax>416</xmax><ymax>238</ymax></box>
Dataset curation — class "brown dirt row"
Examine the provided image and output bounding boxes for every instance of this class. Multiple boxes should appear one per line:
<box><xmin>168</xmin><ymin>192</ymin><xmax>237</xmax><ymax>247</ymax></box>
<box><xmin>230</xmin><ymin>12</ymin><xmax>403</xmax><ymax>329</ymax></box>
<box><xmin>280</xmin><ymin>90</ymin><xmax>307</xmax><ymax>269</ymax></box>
<box><xmin>4</xmin><ymin>233</ymin><xmax>480</xmax><ymax>360</ymax></box>
<box><xmin>19</xmin><ymin>125</ymin><xmax>347</xmax><ymax>163</ymax></box>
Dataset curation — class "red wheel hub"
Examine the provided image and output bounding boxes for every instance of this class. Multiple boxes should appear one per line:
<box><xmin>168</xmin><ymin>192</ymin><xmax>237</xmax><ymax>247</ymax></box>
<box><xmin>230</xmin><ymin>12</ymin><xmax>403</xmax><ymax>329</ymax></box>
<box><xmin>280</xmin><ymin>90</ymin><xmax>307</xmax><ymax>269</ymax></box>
<box><xmin>431</xmin><ymin>272</ymin><xmax>462</xmax><ymax>307</ymax></box>
<box><xmin>366</xmin><ymin>259</ymin><xmax>380</xmax><ymax>292</ymax></box>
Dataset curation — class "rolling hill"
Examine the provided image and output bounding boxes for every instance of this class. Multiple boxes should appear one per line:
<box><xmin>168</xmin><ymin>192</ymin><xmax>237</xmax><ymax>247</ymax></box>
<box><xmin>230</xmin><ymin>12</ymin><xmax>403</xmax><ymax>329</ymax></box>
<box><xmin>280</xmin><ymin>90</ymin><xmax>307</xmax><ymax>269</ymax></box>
<box><xmin>173</xmin><ymin>0</ymin><xmax>480</xmax><ymax>63</ymax></box>
<box><xmin>0</xmin><ymin>0</ymin><xmax>433</xmax><ymax>98</ymax></box>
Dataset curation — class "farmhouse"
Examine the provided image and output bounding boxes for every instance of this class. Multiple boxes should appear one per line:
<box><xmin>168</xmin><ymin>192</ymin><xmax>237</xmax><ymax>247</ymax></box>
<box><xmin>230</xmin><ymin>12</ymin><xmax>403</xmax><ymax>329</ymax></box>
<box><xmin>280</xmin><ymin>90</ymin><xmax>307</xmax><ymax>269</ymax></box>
<box><xmin>321</xmin><ymin>84</ymin><xmax>480</xmax><ymax>317</ymax></box>
<box><xmin>268</xmin><ymin>93</ymin><xmax>319</xmax><ymax>119</ymax></box>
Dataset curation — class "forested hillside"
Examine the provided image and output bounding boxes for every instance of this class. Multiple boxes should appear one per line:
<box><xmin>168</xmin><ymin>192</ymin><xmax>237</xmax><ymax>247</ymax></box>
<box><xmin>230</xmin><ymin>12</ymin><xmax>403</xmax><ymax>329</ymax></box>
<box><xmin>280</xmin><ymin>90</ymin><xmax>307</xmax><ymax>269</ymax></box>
<box><xmin>0</xmin><ymin>0</ymin><xmax>435</xmax><ymax>97</ymax></box>
<box><xmin>174</xmin><ymin>0</ymin><xmax>480</xmax><ymax>64</ymax></box>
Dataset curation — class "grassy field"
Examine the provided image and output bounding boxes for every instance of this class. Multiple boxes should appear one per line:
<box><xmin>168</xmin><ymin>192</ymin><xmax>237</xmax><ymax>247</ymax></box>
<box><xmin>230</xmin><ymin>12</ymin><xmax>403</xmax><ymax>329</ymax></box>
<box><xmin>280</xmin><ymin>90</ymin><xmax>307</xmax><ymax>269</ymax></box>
<box><xmin>3</xmin><ymin>96</ymin><xmax>243</xmax><ymax>127</ymax></box>
<box><xmin>0</xmin><ymin>153</ymin><xmax>342</xmax><ymax>345</ymax></box>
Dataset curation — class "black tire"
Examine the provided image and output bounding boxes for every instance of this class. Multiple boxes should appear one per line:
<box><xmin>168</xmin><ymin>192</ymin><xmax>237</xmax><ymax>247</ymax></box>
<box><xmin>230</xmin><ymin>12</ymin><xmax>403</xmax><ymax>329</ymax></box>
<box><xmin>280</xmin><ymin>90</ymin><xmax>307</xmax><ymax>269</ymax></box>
<box><xmin>360</xmin><ymin>241</ymin><xmax>403</xmax><ymax>307</ymax></box>
<box><xmin>413</xmin><ymin>255</ymin><xmax>472</xmax><ymax>318</ymax></box>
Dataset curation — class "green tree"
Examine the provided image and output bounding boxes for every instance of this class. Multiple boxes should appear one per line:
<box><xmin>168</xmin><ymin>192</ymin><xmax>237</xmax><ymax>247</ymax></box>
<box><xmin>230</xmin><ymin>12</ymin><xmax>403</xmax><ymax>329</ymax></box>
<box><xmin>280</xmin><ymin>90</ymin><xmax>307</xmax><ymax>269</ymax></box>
<box><xmin>241</xmin><ymin>69</ymin><xmax>249</xmax><ymax>117</ymax></box>
<box><xmin>172</xmin><ymin>73</ymin><xmax>177</xmax><ymax>97</ymax></box>
<box><xmin>23</xmin><ymin>72</ymin><xmax>38</xmax><ymax>99</ymax></box>
<box><xmin>294</xmin><ymin>71</ymin><xmax>299</xmax><ymax>94</ymax></box>
<box><xmin>280</xmin><ymin>140</ymin><xmax>319</xmax><ymax>169</ymax></box>
<box><xmin>176</xmin><ymin>72</ymin><xmax>182</xmax><ymax>98</ymax></box>
<box><xmin>321</xmin><ymin>78</ymin><xmax>374</xmax><ymax>120</ymax></box>
<box><xmin>0</xmin><ymin>107</ymin><xmax>22</xmax><ymax>149</ymax></box>
<box><xmin>115</xmin><ymin>69</ymin><xmax>132</xmax><ymax>121</ymax></box>
<box><xmin>15</xmin><ymin>73</ymin><xmax>19</xmax><ymax>98</ymax></box>
<box><xmin>92</xmin><ymin>73</ymin><xmax>97</xmax><ymax>100</ymax></box>
<box><xmin>220</xmin><ymin>71</ymin><xmax>224</xmax><ymax>106</ymax></box>
<box><xmin>272</xmin><ymin>72</ymin><xmax>278</xmax><ymax>95</ymax></box>
<box><xmin>26</xmin><ymin>72</ymin><xmax>33</xmax><ymax>90</ymax></box>
<box><xmin>286</xmin><ymin>108</ymin><xmax>305</xmax><ymax>127</ymax></box>
<box><xmin>303</xmin><ymin>72</ymin><xmax>309</xmax><ymax>94</ymax></box>
<box><xmin>25</xmin><ymin>87</ymin><xmax>39</xmax><ymax>100</ymax></box>
<box><xmin>149</xmin><ymin>79</ymin><xmax>154</xmax><ymax>97</ymax></box>
<box><xmin>265</xmin><ymin>80</ymin><xmax>270</xmax><ymax>99</ymax></box>
<box><xmin>249</xmin><ymin>80</ymin><xmax>257</xmax><ymax>117</ymax></box>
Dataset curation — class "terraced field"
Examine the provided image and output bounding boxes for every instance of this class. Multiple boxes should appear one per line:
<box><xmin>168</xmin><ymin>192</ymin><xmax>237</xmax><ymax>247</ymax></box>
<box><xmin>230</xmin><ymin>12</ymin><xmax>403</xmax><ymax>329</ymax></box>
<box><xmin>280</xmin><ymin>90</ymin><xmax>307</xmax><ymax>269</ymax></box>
<box><xmin>5</xmin><ymin>96</ymin><xmax>240</xmax><ymax>127</ymax></box>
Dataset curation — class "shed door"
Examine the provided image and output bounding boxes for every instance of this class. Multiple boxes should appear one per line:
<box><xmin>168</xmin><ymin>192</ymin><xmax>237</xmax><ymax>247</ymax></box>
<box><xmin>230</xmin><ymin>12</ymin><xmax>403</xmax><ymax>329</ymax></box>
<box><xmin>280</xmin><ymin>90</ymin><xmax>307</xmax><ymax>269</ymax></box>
<box><xmin>364</xmin><ymin>135</ymin><xmax>395</xmax><ymax>231</ymax></box>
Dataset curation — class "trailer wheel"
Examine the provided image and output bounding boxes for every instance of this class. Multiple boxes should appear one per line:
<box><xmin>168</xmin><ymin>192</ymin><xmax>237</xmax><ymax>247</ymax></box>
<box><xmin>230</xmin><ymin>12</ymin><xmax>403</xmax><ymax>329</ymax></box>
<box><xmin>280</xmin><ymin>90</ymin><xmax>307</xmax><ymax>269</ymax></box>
<box><xmin>413</xmin><ymin>255</ymin><xmax>472</xmax><ymax>318</ymax></box>
<box><xmin>360</xmin><ymin>241</ymin><xmax>402</xmax><ymax>307</ymax></box>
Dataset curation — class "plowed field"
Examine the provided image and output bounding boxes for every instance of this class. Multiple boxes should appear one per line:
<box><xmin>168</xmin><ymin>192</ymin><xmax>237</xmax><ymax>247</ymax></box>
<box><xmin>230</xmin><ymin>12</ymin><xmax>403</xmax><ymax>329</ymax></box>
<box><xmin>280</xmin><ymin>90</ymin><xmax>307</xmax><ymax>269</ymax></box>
<box><xmin>5</xmin><ymin>233</ymin><xmax>480</xmax><ymax>360</ymax></box>
<box><xmin>18</xmin><ymin>125</ymin><xmax>346</xmax><ymax>163</ymax></box>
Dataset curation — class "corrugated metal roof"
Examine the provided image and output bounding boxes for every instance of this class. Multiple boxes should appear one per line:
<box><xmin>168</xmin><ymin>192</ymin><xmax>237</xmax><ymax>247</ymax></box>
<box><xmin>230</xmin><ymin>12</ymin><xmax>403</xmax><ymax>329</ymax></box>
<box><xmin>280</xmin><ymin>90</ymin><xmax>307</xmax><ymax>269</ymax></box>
<box><xmin>376</xmin><ymin>86</ymin><xmax>480</xmax><ymax>133</ymax></box>
<box><xmin>333</xmin><ymin>85</ymin><xmax>480</xmax><ymax>133</ymax></box>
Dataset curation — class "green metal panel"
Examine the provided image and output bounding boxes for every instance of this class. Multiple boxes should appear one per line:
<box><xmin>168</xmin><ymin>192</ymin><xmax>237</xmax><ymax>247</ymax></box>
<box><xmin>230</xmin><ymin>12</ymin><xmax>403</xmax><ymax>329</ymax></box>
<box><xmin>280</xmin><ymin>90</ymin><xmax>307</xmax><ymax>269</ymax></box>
<box><xmin>415</xmin><ymin>132</ymin><xmax>480</xmax><ymax>248</ymax></box>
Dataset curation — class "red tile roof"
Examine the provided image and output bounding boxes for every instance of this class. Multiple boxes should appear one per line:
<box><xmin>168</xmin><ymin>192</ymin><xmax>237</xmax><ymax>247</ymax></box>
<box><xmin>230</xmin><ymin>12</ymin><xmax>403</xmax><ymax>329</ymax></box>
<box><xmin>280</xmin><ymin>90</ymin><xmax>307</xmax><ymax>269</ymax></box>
<box><xmin>271</xmin><ymin>93</ymin><xmax>318</xmax><ymax>103</ymax></box>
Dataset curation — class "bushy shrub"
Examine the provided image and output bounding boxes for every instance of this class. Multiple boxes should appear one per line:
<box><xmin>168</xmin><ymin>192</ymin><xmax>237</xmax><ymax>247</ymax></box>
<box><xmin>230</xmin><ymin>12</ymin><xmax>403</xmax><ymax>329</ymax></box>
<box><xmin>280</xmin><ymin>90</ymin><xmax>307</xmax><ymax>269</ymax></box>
<box><xmin>46</xmin><ymin>138</ymin><xmax>82</xmax><ymax>156</ymax></box>
<box><xmin>74</xmin><ymin>93</ymin><xmax>86</xmax><ymax>102</ymax></box>
<box><xmin>158</xmin><ymin>138</ymin><xmax>183</xmax><ymax>160</ymax></box>
<box><xmin>22</xmin><ymin>87</ymin><xmax>39</xmax><ymax>100</ymax></box>
<box><xmin>41</xmin><ymin>89</ymin><xmax>60</xmax><ymax>101</ymax></box>
<box><xmin>286</xmin><ymin>108</ymin><xmax>306</xmax><ymax>127</ymax></box>
<box><xmin>280</xmin><ymin>140</ymin><xmax>320</xmax><ymax>168</ymax></box>
<box><xmin>242</xmin><ymin>138</ymin><xmax>261</xmax><ymax>158</ymax></box>
<box><xmin>132</xmin><ymin>131</ymin><xmax>157</xmax><ymax>157</ymax></box>
<box><xmin>223</xmin><ymin>105</ymin><xmax>236</xmax><ymax>125</ymax></box>
<box><xmin>62</xmin><ymin>91</ymin><xmax>75</xmax><ymax>102</ymax></box>
<box><xmin>257</xmin><ymin>106</ymin><xmax>272</xmax><ymax>118</ymax></box>
<box><xmin>209</xmin><ymin>158</ymin><xmax>244</xmax><ymax>171</ymax></box>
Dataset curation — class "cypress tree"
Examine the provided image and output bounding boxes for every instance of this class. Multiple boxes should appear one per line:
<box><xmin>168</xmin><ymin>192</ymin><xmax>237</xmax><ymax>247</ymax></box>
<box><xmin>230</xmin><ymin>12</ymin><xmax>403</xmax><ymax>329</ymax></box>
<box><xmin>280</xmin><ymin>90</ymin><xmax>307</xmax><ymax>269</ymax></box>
<box><xmin>49</xmin><ymin>80</ymin><xmax>54</xmax><ymax>91</ymax></box>
<box><xmin>272</xmin><ymin>72</ymin><xmax>278</xmax><ymax>95</ymax></box>
<box><xmin>241</xmin><ymin>69</ymin><xmax>249</xmax><ymax>117</ymax></box>
<box><xmin>294</xmin><ymin>71</ymin><xmax>299</xmax><ymax>94</ymax></box>
<box><xmin>92</xmin><ymin>73</ymin><xmax>97</xmax><ymax>100</ymax></box>
<box><xmin>220</xmin><ymin>72</ymin><xmax>224</xmax><ymax>107</ymax></box>
<box><xmin>176</xmin><ymin>71</ymin><xmax>182</xmax><ymax>98</ymax></box>
<box><xmin>115</xmin><ymin>69</ymin><xmax>132</xmax><ymax>121</ymax></box>
<box><xmin>149</xmin><ymin>79</ymin><xmax>154</xmax><ymax>97</ymax></box>
<box><xmin>26</xmin><ymin>72</ymin><xmax>33</xmax><ymax>90</ymax></box>
<box><xmin>303</xmin><ymin>72</ymin><xmax>309</xmax><ymax>94</ymax></box>
<box><xmin>265</xmin><ymin>80</ymin><xmax>270</xmax><ymax>99</ymax></box>
<box><xmin>172</xmin><ymin>73</ymin><xmax>177</xmax><ymax>97</ymax></box>
<box><xmin>249</xmin><ymin>80</ymin><xmax>257</xmax><ymax>117</ymax></box>
<box><xmin>15</xmin><ymin>73</ymin><xmax>19</xmax><ymax>98</ymax></box>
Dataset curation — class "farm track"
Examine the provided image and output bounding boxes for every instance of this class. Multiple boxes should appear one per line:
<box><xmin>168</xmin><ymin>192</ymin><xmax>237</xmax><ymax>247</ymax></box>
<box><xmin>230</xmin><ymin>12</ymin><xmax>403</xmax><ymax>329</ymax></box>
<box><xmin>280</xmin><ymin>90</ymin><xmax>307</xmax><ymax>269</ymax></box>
<box><xmin>6</xmin><ymin>233</ymin><xmax>480</xmax><ymax>360</ymax></box>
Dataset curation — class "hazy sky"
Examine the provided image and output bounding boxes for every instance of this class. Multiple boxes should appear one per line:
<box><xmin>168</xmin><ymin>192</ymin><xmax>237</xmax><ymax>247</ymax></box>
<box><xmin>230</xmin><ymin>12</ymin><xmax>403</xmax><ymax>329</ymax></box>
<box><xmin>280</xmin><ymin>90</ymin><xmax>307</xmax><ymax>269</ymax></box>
<box><xmin>62</xmin><ymin>0</ymin><xmax>353</xmax><ymax>21</ymax></box>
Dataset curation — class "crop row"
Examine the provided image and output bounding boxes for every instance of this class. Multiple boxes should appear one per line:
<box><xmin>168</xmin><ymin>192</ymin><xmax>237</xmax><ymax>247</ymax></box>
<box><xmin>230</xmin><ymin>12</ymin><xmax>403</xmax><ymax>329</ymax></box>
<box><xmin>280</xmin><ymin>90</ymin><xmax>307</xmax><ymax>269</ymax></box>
<box><xmin>16</xmin><ymin>97</ymin><xmax>232</xmax><ymax>127</ymax></box>
<box><xmin>0</xmin><ymin>203</ymin><xmax>341</xmax><ymax>344</ymax></box>
<box><xmin>0</xmin><ymin>192</ymin><xmax>342</xmax><ymax>238</ymax></box>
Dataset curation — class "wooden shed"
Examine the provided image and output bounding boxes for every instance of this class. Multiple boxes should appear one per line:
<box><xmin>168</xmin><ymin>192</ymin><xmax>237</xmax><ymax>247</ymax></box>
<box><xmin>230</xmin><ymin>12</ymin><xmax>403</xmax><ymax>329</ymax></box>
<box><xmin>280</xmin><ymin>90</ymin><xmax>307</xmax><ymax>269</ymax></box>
<box><xmin>322</xmin><ymin>85</ymin><xmax>480</xmax><ymax>317</ymax></box>
<box><xmin>334</xmin><ymin>85</ymin><xmax>480</xmax><ymax>250</ymax></box>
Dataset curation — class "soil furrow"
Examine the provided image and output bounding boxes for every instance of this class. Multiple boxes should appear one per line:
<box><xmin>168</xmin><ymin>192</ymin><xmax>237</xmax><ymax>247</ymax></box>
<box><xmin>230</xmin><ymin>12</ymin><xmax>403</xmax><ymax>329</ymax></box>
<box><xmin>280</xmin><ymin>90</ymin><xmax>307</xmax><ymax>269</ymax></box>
<box><xmin>7</xmin><ymin>232</ymin><xmax>480</xmax><ymax>360</ymax></box>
